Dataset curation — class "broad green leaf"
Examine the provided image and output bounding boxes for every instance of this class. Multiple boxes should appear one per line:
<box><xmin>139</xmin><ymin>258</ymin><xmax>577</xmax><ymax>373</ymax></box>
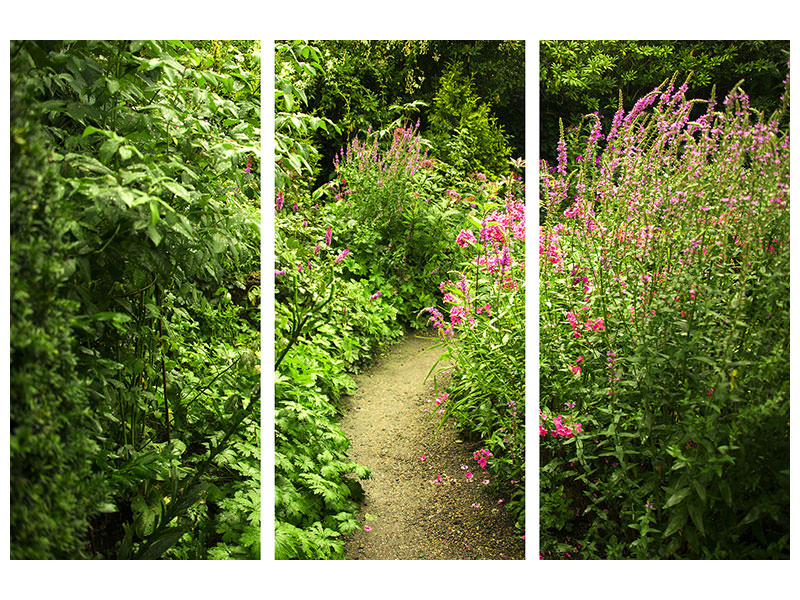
<box><xmin>99</xmin><ymin>138</ymin><xmax>121</xmax><ymax>163</ymax></box>
<box><xmin>691</xmin><ymin>479</ymin><xmax>706</xmax><ymax>503</ymax></box>
<box><xmin>687</xmin><ymin>502</ymin><xmax>705</xmax><ymax>536</ymax></box>
<box><xmin>163</xmin><ymin>180</ymin><xmax>191</xmax><ymax>201</ymax></box>
<box><xmin>146</xmin><ymin>225</ymin><xmax>162</xmax><ymax>247</ymax></box>
<box><xmin>663</xmin><ymin>509</ymin><xmax>688</xmax><ymax>538</ymax></box>
<box><xmin>82</xmin><ymin>125</ymin><xmax>106</xmax><ymax>138</ymax></box>
<box><xmin>118</xmin><ymin>145</ymin><xmax>133</xmax><ymax>161</ymax></box>
<box><xmin>663</xmin><ymin>486</ymin><xmax>691</xmax><ymax>509</ymax></box>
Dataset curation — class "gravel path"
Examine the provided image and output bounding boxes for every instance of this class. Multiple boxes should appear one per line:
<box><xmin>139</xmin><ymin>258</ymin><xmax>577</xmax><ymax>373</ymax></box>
<box><xmin>340</xmin><ymin>330</ymin><xmax>524</xmax><ymax>560</ymax></box>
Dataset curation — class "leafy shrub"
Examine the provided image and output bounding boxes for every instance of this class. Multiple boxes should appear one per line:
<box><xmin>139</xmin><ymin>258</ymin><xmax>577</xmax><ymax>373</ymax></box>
<box><xmin>540</xmin><ymin>72</ymin><xmax>790</xmax><ymax>559</ymax></box>
<box><xmin>11</xmin><ymin>40</ymin><xmax>261</xmax><ymax>559</ymax></box>
<box><xmin>326</xmin><ymin>122</ymin><xmax>471</xmax><ymax>325</ymax></box>
<box><xmin>10</xmin><ymin>48</ymin><xmax>110</xmax><ymax>558</ymax></box>
<box><xmin>428</xmin><ymin>62</ymin><xmax>512</xmax><ymax>180</ymax></box>
<box><xmin>305</xmin><ymin>40</ymin><xmax>525</xmax><ymax>184</ymax></box>
<box><xmin>275</xmin><ymin>40</ymin><xmax>338</xmax><ymax>194</ymax></box>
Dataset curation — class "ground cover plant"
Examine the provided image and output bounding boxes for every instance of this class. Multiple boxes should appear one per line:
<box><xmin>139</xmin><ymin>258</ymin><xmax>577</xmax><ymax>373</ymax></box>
<box><xmin>11</xmin><ymin>40</ymin><xmax>260</xmax><ymax>559</ymax></box>
<box><xmin>274</xmin><ymin>40</ymin><xmax>525</xmax><ymax>559</ymax></box>
<box><xmin>539</xmin><ymin>69</ymin><xmax>790</xmax><ymax>559</ymax></box>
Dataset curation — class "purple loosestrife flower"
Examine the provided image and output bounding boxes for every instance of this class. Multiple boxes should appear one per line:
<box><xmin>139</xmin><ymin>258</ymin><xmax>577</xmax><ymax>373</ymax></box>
<box><xmin>243</xmin><ymin>155</ymin><xmax>252</xmax><ymax>173</ymax></box>
<box><xmin>369</xmin><ymin>291</ymin><xmax>381</xmax><ymax>301</ymax></box>
<box><xmin>557</xmin><ymin>137</ymin><xmax>568</xmax><ymax>176</ymax></box>
<box><xmin>334</xmin><ymin>248</ymin><xmax>350</xmax><ymax>264</ymax></box>
<box><xmin>325</xmin><ymin>226</ymin><xmax>332</xmax><ymax>246</ymax></box>
<box><xmin>276</xmin><ymin>192</ymin><xmax>284</xmax><ymax>212</ymax></box>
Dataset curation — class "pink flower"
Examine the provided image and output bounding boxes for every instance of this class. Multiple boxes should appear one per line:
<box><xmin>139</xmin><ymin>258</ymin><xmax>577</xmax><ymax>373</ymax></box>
<box><xmin>364</xmin><ymin>525</ymin><xmax>372</xmax><ymax>532</ymax></box>
<box><xmin>420</xmin><ymin>455</ymin><xmax>426</xmax><ymax>461</ymax></box>
<box><xmin>465</xmin><ymin>472</ymin><xmax>473</xmax><ymax>480</ymax></box>
<box><xmin>456</xmin><ymin>229</ymin><xmax>477</xmax><ymax>247</ymax></box>
<box><xmin>498</xmin><ymin>499</ymin><xmax>505</xmax><ymax>504</ymax></box>
<box><xmin>369</xmin><ymin>291</ymin><xmax>382</xmax><ymax>301</ymax></box>
<box><xmin>482</xmin><ymin>479</ymin><xmax>490</xmax><ymax>485</ymax></box>
<box><xmin>334</xmin><ymin>248</ymin><xmax>350</xmax><ymax>264</ymax></box>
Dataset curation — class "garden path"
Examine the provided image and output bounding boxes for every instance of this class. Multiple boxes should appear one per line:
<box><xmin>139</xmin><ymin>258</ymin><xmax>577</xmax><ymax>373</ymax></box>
<box><xmin>340</xmin><ymin>330</ymin><xmax>524</xmax><ymax>560</ymax></box>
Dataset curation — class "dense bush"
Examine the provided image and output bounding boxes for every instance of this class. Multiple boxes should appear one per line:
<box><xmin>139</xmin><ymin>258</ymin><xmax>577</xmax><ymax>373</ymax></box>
<box><xmin>289</xmin><ymin>40</ymin><xmax>524</xmax><ymax>186</ymax></box>
<box><xmin>540</xmin><ymin>40</ymin><xmax>789</xmax><ymax>163</ymax></box>
<box><xmin>540</xmin><ymin>71</ymin><xmax>790</xmax><ymax>559</ymax></box>
<box><xmin>11</xmin><ymin>40</ymin><xmax>260</xmax><ymax>559</ymax></box>
<box><xmin>428</xmin><ymin>62</ymin><xmax>512</xmax><ymax>180</ymax></box>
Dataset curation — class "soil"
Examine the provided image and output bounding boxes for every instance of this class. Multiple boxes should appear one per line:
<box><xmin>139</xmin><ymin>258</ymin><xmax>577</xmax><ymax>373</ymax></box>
<box><xmin>340</xmin><ymin>330</ymin><xmax>525</xmax><ymax>560</ymax></box>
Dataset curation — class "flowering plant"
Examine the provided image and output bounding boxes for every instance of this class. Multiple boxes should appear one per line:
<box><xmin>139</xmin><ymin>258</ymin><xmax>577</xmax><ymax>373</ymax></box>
<box><xmin>540</xmin><ymin>71</ymin><xmax>790</xmax><ymax>559</ymax></box>
<box><xmin>423</xmin><ymin>160</ymin><xmax>526</xmax><ymax>532</ymax></box>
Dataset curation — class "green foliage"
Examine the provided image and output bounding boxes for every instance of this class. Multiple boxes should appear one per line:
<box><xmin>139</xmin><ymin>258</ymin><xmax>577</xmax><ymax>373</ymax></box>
<box><xmin>428</xmin><ymin>63</ymin><xmax>512</xmax><ymax>179</ymax></box>
<box><xmin>325</xmin><ymin>122</ymin><xmax>476</xmax><ymax>325</ymax></box>
<box><xmin>274</xmin><ymin>41</ymin><xmax>525</xmax><ymax>559</ymax></box>
<box><xmin>540</xmin><ymin>40</ymin><xmax>790</xmax><ymax>162</ymax></box>
<box><xmin>10</xmin><ymin>54</ymin><xmax>109</xmax><ymax>557</ymax></box>
<box><xmin>10</xmin><ymin>40</ymin><xmax>260</xmax><ymax>559</ymax></box>
<box><xmin>299</xmin><ymin>40</ymin><xmax>524</xmax><ymax>186</ymax></box>
<box><xmin>423</xmin><ymin>167</ymin><xmax>526</xmax><ymax>531</ymax></box>
<box><xmin>540</xmin><ymin>75</ymin><xmax>789</xmax><ymax>559</ymax></box>
<box><xmin>275</xmin><ymin>40</ymin><xmax>339</xmax><ymax>195</ymax></box>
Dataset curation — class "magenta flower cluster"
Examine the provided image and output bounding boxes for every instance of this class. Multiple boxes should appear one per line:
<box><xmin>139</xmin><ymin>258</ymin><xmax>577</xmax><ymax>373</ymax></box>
<box><xmin>539</xmin><ymin>410</ymin><xmax>582</xmax><ymax>438</ymax></box>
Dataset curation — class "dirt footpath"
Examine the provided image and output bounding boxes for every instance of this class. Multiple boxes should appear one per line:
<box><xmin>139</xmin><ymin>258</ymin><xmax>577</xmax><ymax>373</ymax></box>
<box><xmin>340</xmin><ymin>330</ymin><xmax>524</xmax><ymax>560</ymax></box>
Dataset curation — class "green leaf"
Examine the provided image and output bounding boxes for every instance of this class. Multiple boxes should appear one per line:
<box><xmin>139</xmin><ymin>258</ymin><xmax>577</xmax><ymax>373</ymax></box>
<box><xmin>146</xmin><ymin>225</ymin><xmax>162</xmax><ymax>247</ymax></box>
<box><xmin>135</xmin><ymin>526</ymin><xmax>188</xmax><ymax>560</ymax></box>
<box><xmin>132</xmin><ymin>494</ymin><xmax>158</xmax><ymax>537</ymax></box>
<box><xmin>663</xmin><ymin>509</ymin><xmax>688</xmax><ymax>538</ymax></box>
<box><xmin>149</xmin><ymin>201</ymin><xmax>161</xmax><ymax>226</ymax></box>
<box><xmin>663</xmin><ymin>487</ymin><xmax>691</xmax><ymax>509</ymax></box>
<box><xmin>118</xmin><ymin>145</ymin><xmax>133</xmax><ymax>161</ymax></box>
<box><xmin>82</xmin><ymin>125</ymin><xmax>106</xmax><ymax>138</ymax></box>
<box><xmin>163</xmin><ymin>180</ymin><xmax>191</xmax><ymax>201</ymax></box>
<box><xmin>99</xmin><ymin>137</ymin><xmax>121</xmax><ymax>163</ymax></box>
<box><xmin>691</xmin><ymin>479</ymin><xmax>706</xmax><ymax>503</ymax></box>
<box><xmin>687</xmin><ymin>502</ymin><xmax>705</xmax><ymax>536</ymax></box>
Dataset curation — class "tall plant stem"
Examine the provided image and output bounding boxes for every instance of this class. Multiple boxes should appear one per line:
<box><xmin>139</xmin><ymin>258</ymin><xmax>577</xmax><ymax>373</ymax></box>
<box><xmin>155</xmin><ymin>282</ymin><xmax>171</xmax><ymax>443</ymax></box>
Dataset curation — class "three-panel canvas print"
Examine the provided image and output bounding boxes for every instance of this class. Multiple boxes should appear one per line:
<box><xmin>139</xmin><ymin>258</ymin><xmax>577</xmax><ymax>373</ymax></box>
<box><xmin>8</xmin><ymin>39</ymin><xmax>789</xmax><ymax>563</ymax></box>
